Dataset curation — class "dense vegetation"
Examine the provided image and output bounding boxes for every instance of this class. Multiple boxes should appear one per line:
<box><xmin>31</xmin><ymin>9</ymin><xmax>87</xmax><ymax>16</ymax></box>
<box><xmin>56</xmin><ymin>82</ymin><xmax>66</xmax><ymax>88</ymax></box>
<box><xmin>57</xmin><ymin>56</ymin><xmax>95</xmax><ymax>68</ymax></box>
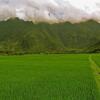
<box><xmin>0</xmin><ymin>18</ymin><xmax>100</xmax><ymax>54</ymax></box>
<box><xmin>0</xmin><ymin>54</ymin><xmax>99</xmax><ymax>100</ymax></box>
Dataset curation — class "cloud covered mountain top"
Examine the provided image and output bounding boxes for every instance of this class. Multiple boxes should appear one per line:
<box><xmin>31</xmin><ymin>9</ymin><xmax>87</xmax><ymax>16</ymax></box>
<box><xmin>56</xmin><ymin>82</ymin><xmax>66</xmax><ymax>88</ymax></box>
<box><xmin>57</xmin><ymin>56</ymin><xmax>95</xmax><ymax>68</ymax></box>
<box><xmin>0</xmin><ymin>0</ymin><xmax>100</xmax><ymax>23</ymax></box>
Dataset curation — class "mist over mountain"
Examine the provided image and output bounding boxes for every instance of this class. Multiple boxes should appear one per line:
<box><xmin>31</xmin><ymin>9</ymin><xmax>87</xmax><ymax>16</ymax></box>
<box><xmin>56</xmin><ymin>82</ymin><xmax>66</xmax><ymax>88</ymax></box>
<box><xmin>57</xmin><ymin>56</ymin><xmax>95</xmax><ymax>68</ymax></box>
<box><xmin>0</xmin><ymin>1</ymin><xmax>100</xmax><ymax>54</ymax></box>
<box><xmin>0</xmin><ymin>0</ymin><xmax>100</xmax><ymax>23</ymax></box>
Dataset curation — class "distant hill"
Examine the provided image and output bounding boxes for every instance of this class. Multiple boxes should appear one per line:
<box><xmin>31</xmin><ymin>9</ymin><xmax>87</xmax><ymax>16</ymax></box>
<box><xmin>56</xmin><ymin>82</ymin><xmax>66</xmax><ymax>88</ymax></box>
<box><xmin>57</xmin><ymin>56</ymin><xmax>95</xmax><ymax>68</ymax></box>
<box><xmin>0</xmin><ymin>18</ymin><xmax>100</xmax><ymax>54</ymax></box>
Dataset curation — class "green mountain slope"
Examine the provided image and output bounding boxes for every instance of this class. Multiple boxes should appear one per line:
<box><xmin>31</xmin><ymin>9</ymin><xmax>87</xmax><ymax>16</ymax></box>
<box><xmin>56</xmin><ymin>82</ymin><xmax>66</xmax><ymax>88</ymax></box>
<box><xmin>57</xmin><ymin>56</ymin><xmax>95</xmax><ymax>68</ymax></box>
<box><xmin>0</xmin><ymin>18</ymin><xmax>100</xmax><ymax>54</ymax></box>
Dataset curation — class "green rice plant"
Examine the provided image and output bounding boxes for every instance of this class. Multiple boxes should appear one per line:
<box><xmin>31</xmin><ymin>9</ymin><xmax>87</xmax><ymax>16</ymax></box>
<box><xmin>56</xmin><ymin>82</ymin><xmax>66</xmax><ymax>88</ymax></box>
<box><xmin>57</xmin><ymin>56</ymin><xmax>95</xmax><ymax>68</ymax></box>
<box><xmin>0</xmin><ymin>54</ymin><xmax>99</xmax><ymax>100</ymax></box>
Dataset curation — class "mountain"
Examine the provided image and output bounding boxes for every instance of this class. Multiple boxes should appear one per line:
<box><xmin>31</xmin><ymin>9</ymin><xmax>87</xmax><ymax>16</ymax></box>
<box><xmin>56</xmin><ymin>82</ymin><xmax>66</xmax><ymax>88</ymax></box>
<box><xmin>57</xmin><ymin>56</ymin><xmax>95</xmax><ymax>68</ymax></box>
<box><xmin>0</xmin><ymin>18</ymin><xmax>100</xmax><ymax>54</ymax></box>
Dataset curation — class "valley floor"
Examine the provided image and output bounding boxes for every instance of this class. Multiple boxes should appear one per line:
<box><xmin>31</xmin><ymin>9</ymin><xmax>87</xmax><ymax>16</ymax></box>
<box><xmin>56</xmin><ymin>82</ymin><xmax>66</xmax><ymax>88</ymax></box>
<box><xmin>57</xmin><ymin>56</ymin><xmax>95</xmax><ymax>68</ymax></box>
<box><xmin>0</xmin><ymin>54</ymin><xmax>99</xmax><ymax>100</ymax></box>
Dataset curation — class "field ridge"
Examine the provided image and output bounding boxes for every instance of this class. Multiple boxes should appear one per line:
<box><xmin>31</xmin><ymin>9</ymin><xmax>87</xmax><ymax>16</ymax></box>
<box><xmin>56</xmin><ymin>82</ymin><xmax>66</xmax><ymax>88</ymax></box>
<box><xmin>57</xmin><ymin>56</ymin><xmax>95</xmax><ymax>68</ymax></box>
<box><xmin>89</xmin><ymin>55</ymin><xmax>100</xmax><ymax>95</ymax></box>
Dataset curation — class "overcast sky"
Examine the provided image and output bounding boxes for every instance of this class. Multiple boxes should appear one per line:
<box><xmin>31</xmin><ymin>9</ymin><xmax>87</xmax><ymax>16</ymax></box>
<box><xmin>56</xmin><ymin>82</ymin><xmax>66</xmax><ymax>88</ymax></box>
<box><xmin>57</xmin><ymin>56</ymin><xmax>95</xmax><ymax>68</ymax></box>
<box><xmin>0</xmin><ymin>0</ymin><xmax>100</xmax><ymax>23</ymax></box>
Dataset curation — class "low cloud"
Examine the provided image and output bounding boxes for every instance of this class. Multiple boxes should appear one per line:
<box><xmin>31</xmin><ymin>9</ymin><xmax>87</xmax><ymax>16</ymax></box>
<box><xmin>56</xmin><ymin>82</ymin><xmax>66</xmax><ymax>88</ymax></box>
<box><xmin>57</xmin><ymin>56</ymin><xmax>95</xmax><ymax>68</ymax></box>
<box><xmin>0</xmin><ymin>0</ymin><xmax>100</xmax><ymax>23</ymax></box>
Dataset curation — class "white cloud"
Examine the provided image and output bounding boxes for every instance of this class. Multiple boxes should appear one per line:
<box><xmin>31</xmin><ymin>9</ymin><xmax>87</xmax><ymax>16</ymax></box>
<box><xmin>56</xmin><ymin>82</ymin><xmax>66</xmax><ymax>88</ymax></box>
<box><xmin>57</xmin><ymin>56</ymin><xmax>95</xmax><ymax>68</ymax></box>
<box><xmin>0</xmin><ymin>0</ymin><xmax>100</xmax><ymax>23</ymax></box>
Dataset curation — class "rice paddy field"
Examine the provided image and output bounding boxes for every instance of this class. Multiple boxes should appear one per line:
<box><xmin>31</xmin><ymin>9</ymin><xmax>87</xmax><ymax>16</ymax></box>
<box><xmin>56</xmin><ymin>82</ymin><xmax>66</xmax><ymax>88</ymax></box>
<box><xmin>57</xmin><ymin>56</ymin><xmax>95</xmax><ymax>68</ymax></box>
<box><xmin>0</xmin><ymin>54</ymin><xmax>100</xmax><ymax>100</ymax></box>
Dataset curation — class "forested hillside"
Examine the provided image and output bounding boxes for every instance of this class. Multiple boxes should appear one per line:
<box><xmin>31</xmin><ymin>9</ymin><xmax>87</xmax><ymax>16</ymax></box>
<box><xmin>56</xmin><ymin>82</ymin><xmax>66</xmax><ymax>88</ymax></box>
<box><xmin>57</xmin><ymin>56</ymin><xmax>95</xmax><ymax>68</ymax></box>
<box><xmin>0</xmin><ymin>18</ymin><xmax>100</xmax><ymax>54</ymax></box>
